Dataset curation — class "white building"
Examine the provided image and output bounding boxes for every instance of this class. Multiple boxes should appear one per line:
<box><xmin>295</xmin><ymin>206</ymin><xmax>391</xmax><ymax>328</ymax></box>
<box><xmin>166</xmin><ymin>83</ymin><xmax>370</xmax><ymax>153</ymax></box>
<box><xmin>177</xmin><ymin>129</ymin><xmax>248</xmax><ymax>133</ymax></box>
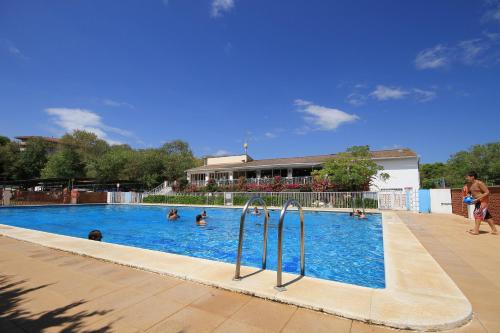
<box><xmin>186</xmin><ymin>148</ymin><xmax>420</xmax><ymax>192</ymax></box>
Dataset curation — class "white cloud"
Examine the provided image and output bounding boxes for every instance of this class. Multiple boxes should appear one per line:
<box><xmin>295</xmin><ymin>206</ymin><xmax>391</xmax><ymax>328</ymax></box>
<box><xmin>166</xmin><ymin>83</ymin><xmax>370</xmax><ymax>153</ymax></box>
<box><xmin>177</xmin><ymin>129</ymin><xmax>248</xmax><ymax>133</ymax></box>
<box><xmin>346</xmin><ymin>93</ymin><xmax>366</xmax><ymax>106</ymax></box>
<box><xmin>370</xmin><ymin>85</ymin><xmax>409</xmax><ymax>101</ymax></box>
<box><xmin>483</xmin><ymin>2</ymin><xmax>500</xmax><ymax>24</ymax></box>
<box><xmin>294</xmin><ymin>99</ymin><xmax>359</xmax><ymax>131</ymax></box>
<box><xmin>224</xmin><ymin>42</ymin><xmax>233</xmax><ymax>55</ymax></box>
<box><xmin>413</xmin><ymin>88</ymin><xmax>436</xmax><ymax>102</ymax></box>
<box><xmin>1</xmin><ymin>39</ymin><xmax>28</xmax><ymax>60</ymax></box>
<box><xmin>415</xmin><ymin>32</ymin><xmax>500</xmax><ymax>70</ymax></box>
<box><xmin>45</xmin><ymin>108</ymin><xmax>133</xmax><ymax>145</ymax></box>
<box><xmin>214</xmin><ymin>149</ymin><xmax>231</xmax><ymax>156</ymax></box>
<box><xmin>211</xmin><ymin>0</ymin><xmax>235</xmax><ymax>17</ymax></box>
<box><xmin>415</xmin><ymin>45</ymin><xmax>450</xmax><ymax>69</ymax></box>
<box><xmin>102</xmin><ymin>99</ymin><xmax>134</xmax><ymax>109</ymax></box>
<box><xmin>263</xmin><ymin>128</ymin><xmax>283</xmax><ymax>139</ymax></box>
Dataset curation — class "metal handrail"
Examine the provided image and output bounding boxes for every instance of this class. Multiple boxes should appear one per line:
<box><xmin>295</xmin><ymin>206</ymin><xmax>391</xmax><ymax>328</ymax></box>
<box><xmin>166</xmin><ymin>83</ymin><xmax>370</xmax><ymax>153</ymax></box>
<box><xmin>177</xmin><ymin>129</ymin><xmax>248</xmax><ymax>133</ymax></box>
<box><xmin>234</xmin><ymin>196</ymin><xmax>270</xmax><ymax>280</ymax></box>
<box><xmin>275</xmin><ymin>199</ymin><xmax>305</xmax><ymax>291</ymax></box>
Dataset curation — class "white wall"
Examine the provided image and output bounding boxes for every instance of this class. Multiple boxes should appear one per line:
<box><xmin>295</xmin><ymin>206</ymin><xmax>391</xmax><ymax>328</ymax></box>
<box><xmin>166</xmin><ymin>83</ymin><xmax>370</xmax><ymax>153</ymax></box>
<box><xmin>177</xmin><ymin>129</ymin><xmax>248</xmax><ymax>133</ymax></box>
<box><xmin>370</xmin><ymin>157</ymin><xmax>420</xmax><ymax>191</ymax></box>
<box><xmin>206</xmin><ymin>154</ymin><xmax>248</xmax><ymax>165</ymax></box>
<box><xmin>429</xmin><ymin>189</ymin><xmax>452</xmax><ymax>214</ymax></box>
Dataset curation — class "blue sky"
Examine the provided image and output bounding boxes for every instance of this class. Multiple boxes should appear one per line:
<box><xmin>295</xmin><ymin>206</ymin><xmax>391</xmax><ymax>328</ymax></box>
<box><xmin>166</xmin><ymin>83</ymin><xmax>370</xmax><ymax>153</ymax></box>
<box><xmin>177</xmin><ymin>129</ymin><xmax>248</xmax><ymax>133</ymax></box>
<box><xmin>1</xmin><ymin>0</ymin><xmax>499</xmax><ymax>163</ymax></box>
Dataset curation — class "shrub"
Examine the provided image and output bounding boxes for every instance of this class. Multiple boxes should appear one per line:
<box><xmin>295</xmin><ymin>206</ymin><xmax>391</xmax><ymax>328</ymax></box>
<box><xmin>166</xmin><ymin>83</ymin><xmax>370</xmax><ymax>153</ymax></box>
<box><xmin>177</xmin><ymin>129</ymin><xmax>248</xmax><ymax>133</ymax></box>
<box><xmin>143</xmin><ymin>194</ymin><xmax>224</xmax><ymax>205</ymax></box>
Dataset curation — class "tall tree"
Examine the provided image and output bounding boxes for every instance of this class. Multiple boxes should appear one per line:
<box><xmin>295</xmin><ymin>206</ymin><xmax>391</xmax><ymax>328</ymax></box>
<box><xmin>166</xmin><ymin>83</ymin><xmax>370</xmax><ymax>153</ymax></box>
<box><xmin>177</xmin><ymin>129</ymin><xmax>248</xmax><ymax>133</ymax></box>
<box><xmin>13</xmin><ymin>138</ymin><xmax>51</xmax><ymax>179</ymax></box>
<box><xmin>0</xmin><ymin>138</ymin><xmax>19</xmax><ymax>181</ymax></box>
<box><xmin>161</xmin><ymin>140</ymin><xmax>200</xmax><ymax>182</ymax></box>
<box><xmin>420</xmin><ymin>142</ymin><xmax>500</xmax><ymax>188</ymax></box>
<box><xmin>419</xmin><ymin>162</ymin><xmax>448</xmax><ymax>189</ymax></box>
<box><xmin>60</xmin><ymin>130</ymin><xmax>110</xmax><ymax>177</ymax></box>
<box><xmin>41</xmin><ymin>148</ymin><xmax>84</xmax><ymax>179</ymax></box>
<box><xmin>94</xmin><ymin>145</ymin><xmax>134</xmax><ymax>181</ymax></box>
<box><xmin>313</xmin><ymin>145</ymin><xmax>389</xmax><ymax>191</ymax></box>
<box><xmin>0</xmin><ymin>136</ymin><xmax>10</xmax><ymax>146</ymax></box>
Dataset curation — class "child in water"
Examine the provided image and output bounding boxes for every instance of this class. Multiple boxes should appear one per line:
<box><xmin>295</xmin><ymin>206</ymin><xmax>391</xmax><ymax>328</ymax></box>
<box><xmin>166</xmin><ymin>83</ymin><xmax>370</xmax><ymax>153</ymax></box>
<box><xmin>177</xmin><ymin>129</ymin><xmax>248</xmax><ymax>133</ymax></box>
<box><xmin>201</xmin><ymin>210</ymin><xmax>208</xmax><ymax>218</ymax></box>
<box><xmin>168</xmin><ymin>209</ymin><xmax>179</xmax><ymax>220</ymax></box>
<box><xmin>196</xmin><ymin>214</ymin><xmax>206</xmax><ymax>226</ymax></box>
<box><xmin>253</xmin><ymin>206</ymin><xmax>261</xmax><ymax>215</ymax></box>
<box><xmin>356</xmin><ymin>210</ymin><xmax>367</xmax><ymax>219</ymax></box>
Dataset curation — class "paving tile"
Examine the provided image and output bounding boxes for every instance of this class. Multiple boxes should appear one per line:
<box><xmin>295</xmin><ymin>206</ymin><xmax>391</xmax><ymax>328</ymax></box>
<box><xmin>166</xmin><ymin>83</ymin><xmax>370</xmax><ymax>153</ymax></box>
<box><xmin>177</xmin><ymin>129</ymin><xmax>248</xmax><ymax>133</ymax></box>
<box><xmin>282</xmin><ymin>308</ymin><xmax>352</xmax><ymax>333</ymax></box>
<box><xmin>230</xmin><ymin>298</ymin><xmax>297</xmax><ymax>332</ymax></box>
<box><xmin>146</xmin><ymin>306</ymin><xmax>226</xmax><ymax>333</ymax></box>
<box><xmin>104</xmin><ymin>297</ymin><xmax>186</xmax><ymax>331</ymax></box>
<box><xmin>350</xmin><ymin>320</ymin><xmax>412</xmax><ymax>333</ymax></box>
<box><xmin>99</xmin><ymin>267</ymin><xmax>152</xmax><ymax>286</ymax></box>
<box><xmin>445</xmin><ymin>317</ymin><xmax>487</xmax><ymax>333</ymax></box>
<box><xmin>153</xmin><ymin>280</ymin><xmax>211</xmax><ymax>306</ymax></box>
<box><xmin>190</xmin><ymin>288</ymin><xmax>251</xmax><ymax>317</ymax></box>
<box><xmin>0</xmin><ymin>318</ymin><xmax>25</xmax><ymax>333</ymax></box>
<box><xmin>130</xmin><ymin>274</ymin><xmax>183</xmax><ymax>296</ymax></box>
<box><xmin>213</xmin><ymin>318</ymin><xmax>274</xmax><ymax>333</ymax></box>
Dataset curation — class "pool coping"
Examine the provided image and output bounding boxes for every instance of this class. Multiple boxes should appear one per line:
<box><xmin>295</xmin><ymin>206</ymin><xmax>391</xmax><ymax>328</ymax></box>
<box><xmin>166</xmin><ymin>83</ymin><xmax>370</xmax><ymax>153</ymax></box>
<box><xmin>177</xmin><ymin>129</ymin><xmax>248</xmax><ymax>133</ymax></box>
<box><xmin>0</xmin><ymin>207</ymin><xmax>472</xmax><ymax>331</ymax></box>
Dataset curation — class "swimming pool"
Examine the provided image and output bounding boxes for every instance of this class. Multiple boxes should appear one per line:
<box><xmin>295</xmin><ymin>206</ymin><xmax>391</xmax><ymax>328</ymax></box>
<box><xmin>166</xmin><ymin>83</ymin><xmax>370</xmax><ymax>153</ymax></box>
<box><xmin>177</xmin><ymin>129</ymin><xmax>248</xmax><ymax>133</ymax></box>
<box><xmin>0</xmin><ymin>204</ymin><xmax>385</xmax><ymax>288</ymax></box>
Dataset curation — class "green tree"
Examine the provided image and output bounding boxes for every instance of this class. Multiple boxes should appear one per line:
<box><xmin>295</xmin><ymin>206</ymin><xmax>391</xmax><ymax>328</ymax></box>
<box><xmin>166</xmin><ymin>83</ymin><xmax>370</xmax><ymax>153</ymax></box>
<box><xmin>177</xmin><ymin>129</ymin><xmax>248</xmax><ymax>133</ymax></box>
<box><xmin>446</xmin><ymin>143</ymin><xmax>500</xmax><ymax>187</ymax></box>
<box><xmin>41</xmin><ymin>148</ymin><xmax>84</xmax><ymax>179</ymax></box>
<box><xmin>419</xmin><ymin>162</ymin><xmax>448</xmax><ymax>189</ymax></box>
<box><xmin>312</xmin><ymin>145</ymin><xmax>389</xmax><ymax>191</ymax></box>
<box><xmin>13</xmin><ymin>138</ymin><xmax>50</xmax><ymax>179</ymax></box>
<box><xmin>161</xmin><ymin>140</ymin><xmax>199</xmax><ymax>182</ymax></box>
<box><xmin>0</xmin><ymin>139</ymin><xmax>19</xmax><ymax>180</ymax></box>
<box><xmin>419</xmin><ymin>142</ymin><xmax>500</xmax><ymax>188</ymax></box>
<box><xmin>0</xmin><ymin>135</ymin><xmax>10</xmax><ymax>146</ymax></box>
<box><xmin>94</xmin><ymin>146</ymin><xmax>134</xmax><ymax>181</ymax></box>
<box><xmin>60</xmin><ymin>130</ymin><xmax>110</xmax><ymax>177</ymax></box>
<box><xmin>132</xmin><ymin>149</ymin><xmax>166</xmax><ymax>188</ymax></box>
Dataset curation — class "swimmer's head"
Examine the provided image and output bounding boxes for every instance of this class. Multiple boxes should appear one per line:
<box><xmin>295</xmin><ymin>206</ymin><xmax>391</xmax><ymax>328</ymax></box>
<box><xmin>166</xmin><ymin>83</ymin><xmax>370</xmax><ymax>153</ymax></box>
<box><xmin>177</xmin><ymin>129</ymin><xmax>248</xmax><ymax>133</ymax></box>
<box><xmin>88</xmin><ymin>230</ymin><xmax>102</xmax><ymax>241</ymax></box>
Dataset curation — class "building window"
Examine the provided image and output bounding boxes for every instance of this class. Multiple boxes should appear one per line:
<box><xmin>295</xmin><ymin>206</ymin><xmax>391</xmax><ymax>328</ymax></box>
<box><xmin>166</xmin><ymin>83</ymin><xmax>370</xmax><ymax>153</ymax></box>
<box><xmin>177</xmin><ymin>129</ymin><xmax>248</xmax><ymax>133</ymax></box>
<box><xmin>233</xmin><ymin>171</ymin><xmax>246</xmax><ymax>179</ymax></box>
<box><xmin>292</xmin><ymin>168</ymin><xmax>313</xmax><ymax>177</ymax></box>
<box><xmin>209</xmin><ymin>172</ymin><xmax>229</xmax><ymax>180</ymax></box>
<box><xmin>273</xmin><ymin>169</ymin><xmax>288</xmax><ymax>177</ymax></box>
<box><xmin>191</xmin><ymin>174</ymin><xmax>205</xmax><ymax>181</ymax></box>
<box><xmin>246</xmin><ymin>170</ymin><xmax>257</xmax><ymax>178</ymax></box>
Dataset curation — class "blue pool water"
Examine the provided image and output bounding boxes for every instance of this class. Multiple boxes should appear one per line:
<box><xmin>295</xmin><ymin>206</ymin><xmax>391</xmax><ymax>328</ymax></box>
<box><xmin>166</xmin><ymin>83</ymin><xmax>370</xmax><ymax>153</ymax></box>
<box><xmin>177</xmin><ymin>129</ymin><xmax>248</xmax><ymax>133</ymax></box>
<box><xmin>0</xmin><ymin>205</ymin><xmax>385</xmax><ymax>288</ymax></box>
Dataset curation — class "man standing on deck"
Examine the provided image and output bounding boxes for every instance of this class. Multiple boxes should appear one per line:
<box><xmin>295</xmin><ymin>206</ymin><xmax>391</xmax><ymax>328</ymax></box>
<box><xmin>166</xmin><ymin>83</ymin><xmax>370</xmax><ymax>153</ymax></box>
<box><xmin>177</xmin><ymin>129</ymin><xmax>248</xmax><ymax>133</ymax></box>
<box><xmin>463</xmin><ymin>171</ymin><xmax>498</xmax><ymax>235</ymax></box>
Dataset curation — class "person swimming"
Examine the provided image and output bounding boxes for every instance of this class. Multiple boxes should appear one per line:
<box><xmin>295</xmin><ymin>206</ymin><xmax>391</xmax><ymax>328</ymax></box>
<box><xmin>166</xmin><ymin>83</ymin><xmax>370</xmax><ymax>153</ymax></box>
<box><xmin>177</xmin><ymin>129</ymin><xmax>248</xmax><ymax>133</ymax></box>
<box><xmin>355</xmin><ymin>210</ymin><xmax>367</xmax><ymax>219</ymax></box>
<box><xmin>88</xmin><ymin>230</ymin><xmax>102</xmax><ymax>241</ymax></box>
<box><xmin>201</xmin><ymin>210</ymin><xmax>208</xmax><ymax>218</ymax></box>
<box><xmin>253</xmin><ymin>206</ymin><xmax>261</xmax><ymax>215</ymax></box>
<box><xmin>168</xmin><ymin>209</ymin><xmax>179</xmax><ymax>220</ymax></box>
<box><xmin>196</xmin><ymin>214</ymin><xmax>206</xmax><ymax>226</ymax></box>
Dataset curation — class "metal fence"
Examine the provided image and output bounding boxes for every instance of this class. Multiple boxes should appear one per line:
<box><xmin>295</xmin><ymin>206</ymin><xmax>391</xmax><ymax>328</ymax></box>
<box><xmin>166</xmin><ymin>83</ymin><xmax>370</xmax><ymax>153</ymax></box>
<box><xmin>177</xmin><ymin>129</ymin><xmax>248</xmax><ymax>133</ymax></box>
<box><xmin>189</xmin><ymin>176</ymin><xmax>314</xmax><ymax>187</ymax></box>
<box><xmin>107</xmin><ymin>192</ymin><xmax>144</xmax><ymax>204</ymax></box>
<box><xmin>141</xmin><ymin>191</ymin><xmax>381</xmax><ymax>209</ymax></box>
<box><xmin>1</xmin><ymin>189</ymin><xmax>419</xmax><ymax>211</ymax></box>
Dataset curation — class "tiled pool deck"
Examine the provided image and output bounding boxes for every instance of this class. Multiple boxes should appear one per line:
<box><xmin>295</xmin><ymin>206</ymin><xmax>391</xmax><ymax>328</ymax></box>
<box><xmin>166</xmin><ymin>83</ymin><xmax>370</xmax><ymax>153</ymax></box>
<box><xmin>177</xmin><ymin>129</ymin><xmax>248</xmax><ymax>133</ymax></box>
<box><xmin>0</xmin><ymin>210</ymin><xmax>497</xmax><ymax>332</ymax></box>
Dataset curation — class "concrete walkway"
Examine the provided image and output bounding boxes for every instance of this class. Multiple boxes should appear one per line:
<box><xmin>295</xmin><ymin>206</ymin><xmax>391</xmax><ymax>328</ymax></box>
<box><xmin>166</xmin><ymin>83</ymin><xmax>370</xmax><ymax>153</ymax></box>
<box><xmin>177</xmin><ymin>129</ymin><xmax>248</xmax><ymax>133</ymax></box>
<box><xmin>397</xmin><ymin>212</ymin><xmax>500</xmax><ymax>333</ymax></box>
<box><xmin>0</xmin><ymin>211</ymin><xmax>497</xmax><ymax>332</ymax></box>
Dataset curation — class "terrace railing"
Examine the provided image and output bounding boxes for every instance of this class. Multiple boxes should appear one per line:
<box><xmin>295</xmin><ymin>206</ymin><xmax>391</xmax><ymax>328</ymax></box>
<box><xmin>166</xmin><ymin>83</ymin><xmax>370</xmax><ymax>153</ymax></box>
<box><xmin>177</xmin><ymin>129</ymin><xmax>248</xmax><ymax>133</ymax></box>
<box><xmin>189</xmin><ymin>176</ymin><xmax>314</xmax><ymax>187</ymax></box>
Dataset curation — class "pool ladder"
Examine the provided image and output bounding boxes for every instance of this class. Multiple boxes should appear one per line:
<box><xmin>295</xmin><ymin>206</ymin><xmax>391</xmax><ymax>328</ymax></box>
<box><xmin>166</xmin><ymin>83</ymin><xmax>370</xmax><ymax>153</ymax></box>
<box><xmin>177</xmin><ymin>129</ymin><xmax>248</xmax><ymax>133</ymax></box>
<box><xmin>233</xmin><ymin>196</ymin><xmax>305</xmax><ymax>291</ymax></box>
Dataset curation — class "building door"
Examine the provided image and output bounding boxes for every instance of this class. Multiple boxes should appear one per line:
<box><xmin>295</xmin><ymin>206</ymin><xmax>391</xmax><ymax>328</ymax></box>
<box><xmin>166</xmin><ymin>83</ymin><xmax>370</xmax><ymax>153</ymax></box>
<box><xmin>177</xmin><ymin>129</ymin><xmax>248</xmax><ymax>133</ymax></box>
<box><xmin>419</xmin><ymin>189</ymin><xmax>430</xmax><ymax>213</ymax></box>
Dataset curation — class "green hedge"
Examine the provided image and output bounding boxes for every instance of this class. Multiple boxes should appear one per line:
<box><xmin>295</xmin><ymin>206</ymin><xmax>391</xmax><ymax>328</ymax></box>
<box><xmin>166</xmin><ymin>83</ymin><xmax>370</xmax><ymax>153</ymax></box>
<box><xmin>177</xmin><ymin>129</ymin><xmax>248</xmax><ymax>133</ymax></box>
<box><xmin>143</xmin><ymin>194</ymin><xmax>378</xmax><ymax>209</ymax></box>
<box><xmin>143</xmin><ymin>195</ymin><xmax>224</xmax><ymax>205</ymax></box>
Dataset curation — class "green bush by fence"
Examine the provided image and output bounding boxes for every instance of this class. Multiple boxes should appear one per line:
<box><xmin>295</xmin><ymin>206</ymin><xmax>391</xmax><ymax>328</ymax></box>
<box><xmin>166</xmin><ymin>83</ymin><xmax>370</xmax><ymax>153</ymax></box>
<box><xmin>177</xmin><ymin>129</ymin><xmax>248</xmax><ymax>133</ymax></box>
<box><xmin>143</xmin><ymin>195</ymin><xmax>224</xmax><ymax>205</ymax></box>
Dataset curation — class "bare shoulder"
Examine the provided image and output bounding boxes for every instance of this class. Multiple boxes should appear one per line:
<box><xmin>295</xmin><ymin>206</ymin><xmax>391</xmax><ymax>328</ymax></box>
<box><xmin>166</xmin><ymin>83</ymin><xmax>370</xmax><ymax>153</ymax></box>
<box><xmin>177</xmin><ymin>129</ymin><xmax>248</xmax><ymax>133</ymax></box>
<box><xmin>477</xmin><ymin>180</ymin><xmax>489</xmax><ymax>190</ymax></box>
